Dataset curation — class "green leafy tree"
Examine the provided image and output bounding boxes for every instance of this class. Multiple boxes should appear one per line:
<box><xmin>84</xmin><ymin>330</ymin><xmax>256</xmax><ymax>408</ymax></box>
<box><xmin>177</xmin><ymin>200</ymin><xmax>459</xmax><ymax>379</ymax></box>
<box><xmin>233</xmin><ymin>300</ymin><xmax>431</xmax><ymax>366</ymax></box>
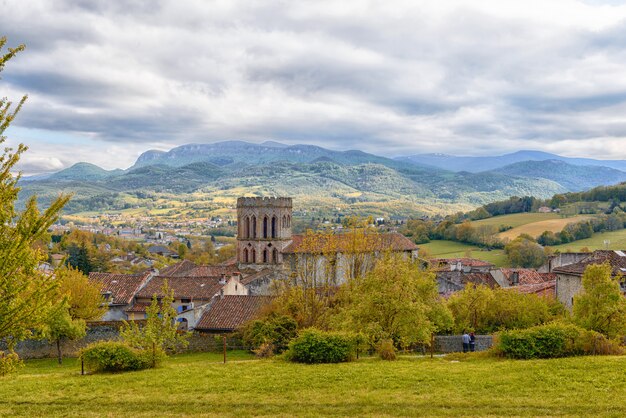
<box><xmin>44</xmin><ymin>267</ymin><xmax>105</xmax><ymax>364</ymax></box>
<box><xmin>505</xmin><ymin>235</ymin><xmax>547</xmax><ymax>268</ymax></box>
<box><xmin>120</xmin><ymin>281</ymin><xmax>189</xmax><ymax>367</ymax></box>
<box><xmin>0</xmin><ymin>37</ymin><xmax>69</xmax><ymax>373</ymax></box>
<box><xmin>447</xmin><ymin>284</ymin><xmax>561</xmax><ymax>334</ymax></box>
<box><xmin>573</xmin><ymin>263</ymin><xmax>626</xmax><ymax>339</ymax></box>
<box><xmin>45</xmin><ymin>303</ymin><xmax>86</xmax><ymax>365</ymax></box>
<box><xmin>336</xmin><ymin>253</ymin><xmax>452</xmax><ymax>350</ymax></box>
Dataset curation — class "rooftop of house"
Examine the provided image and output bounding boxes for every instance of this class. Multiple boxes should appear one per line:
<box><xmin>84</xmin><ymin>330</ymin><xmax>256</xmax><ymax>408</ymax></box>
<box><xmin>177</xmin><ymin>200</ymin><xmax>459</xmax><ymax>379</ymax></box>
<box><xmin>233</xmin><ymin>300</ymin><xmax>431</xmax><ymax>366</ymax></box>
<box><xmin>195</xmin><ymin>295</ymin><xmax>273</xmax><ymax>331</ymax></box>
<box><xmin>553</xmin><ymin>250</ymin><xmax>626</xmax><ymax>276</ymax></box>
<box><xmin>499</xmin><ymin>269</ymin><xmax>557</xmax><ymax>285</ymax></box>
<box><xmin>158</xmin><ymin>260</ymin><xmax>198</xmax><ymax>276</ymax></box>
<box><xmin>136</xmin><ymin>275</ymin><xmax>225</xmax><ymax>301</ymax></box>
<box><xmin>89</xmin><ymin>271</ymin><xmax>152</xmax><ymax>306</ymax></box>
<box><xmin>462</xmin><ymin>272</ymin><xmax>499</xmax><ymax>288</ymax></box>
<box><xmin>506</xmin><ymin>280</ymin><xmax>557</xmax><ymax>297</ymax></box>
<box><xmin>282</xmin><ymin>232</ymin><xmax>418</xmax><ymax>254</ymax></box>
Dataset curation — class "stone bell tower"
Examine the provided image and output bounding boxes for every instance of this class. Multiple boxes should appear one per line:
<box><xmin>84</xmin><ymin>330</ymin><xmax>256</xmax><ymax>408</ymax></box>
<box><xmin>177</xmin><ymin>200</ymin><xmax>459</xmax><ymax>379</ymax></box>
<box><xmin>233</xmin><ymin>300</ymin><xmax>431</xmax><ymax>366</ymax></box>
<box><xmin>236</xmin><ymin>197</ymin><xmax>292</xmax><ymax>267</ymax></box>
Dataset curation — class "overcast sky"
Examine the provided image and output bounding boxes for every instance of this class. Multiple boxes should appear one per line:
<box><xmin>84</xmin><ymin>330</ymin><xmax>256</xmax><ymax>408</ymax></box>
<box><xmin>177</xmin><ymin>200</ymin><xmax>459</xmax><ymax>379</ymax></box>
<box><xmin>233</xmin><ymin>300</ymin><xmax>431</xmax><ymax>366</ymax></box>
<box><xmin>2</xmin><ymin>0</ymin><xmax>626</xmax><ymax>173</ymax></box>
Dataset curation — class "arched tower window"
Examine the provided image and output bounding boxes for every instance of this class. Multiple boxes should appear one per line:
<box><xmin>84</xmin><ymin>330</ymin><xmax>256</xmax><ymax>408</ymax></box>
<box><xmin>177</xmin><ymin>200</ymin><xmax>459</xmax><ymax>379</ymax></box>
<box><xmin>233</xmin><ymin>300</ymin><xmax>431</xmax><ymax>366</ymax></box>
<box><xmin>263</xmin><ymin>248</ymin><xmax>268</xmax><ymax>263</ymax></box>
<box><xmin>263</xmin><ymin>216</ymin><xmax>269</xmax><ymax>239</ymax></box>
<box><xmin>272</xmin><ymin>248</ymin><xmax>279</xmax><ymax>264</ymax></box>
<box><xmin>243</xmin><ymin>248</ymin><xmax>249</xmax><ymax>263</ymax></box>
<box><xmin>282</xmin><ymin>215</ymin><xmax>287</xmax><ymax>228</ymax></box>
<box><xmin>244</xmin><ymin>216</ymin><xmax>250</xmax><ymax>239</ymax></box>
<box><xmin>287</xmin><ymin>215</ymin><xmax>291</xmax><ymax>227</ymax></box>
<box><xmin>251</xmin><ymin>248</ymin><xmax>256</xmax><ymax>263</ymax></box>
<box><xmin>271</xmin><ymin>216</ymin><xmax>277</xmax><ymax>238</ymax></box>
<box><xmin>251</xmin><ymin>216</ymin><xmax>257</xmax><ymax>238</ymax></box>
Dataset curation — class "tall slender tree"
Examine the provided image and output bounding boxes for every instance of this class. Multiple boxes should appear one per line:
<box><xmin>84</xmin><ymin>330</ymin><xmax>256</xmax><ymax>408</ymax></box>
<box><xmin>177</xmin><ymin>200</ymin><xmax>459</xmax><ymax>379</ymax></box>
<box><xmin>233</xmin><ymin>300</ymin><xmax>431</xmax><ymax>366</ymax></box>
<box><xmin>0</xmin><ymin>36</ymin><xmax>70</xmax><ymax>369</ymax></box>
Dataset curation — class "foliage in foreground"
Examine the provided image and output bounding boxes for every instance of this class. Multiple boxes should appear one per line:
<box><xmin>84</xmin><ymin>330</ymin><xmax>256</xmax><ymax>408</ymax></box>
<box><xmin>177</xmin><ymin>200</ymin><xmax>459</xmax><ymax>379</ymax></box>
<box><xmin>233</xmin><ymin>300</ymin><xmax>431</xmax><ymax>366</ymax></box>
<box><xmin>573</xmin><ymin>263</ymin><xmax>626</xmax><ymax>339</ymax></box>
<box><xmin>287</xmin><ymin>329</ymin><xmax>356</xmax><ymax>364</ymax></box>
<box><xmin>120</xmin><ymin>281</ymin><xmax>189</xmax><ymax>367</ymax></box>
<box><xmin>334</xmin><ymin>253</ymin><xmax>453</xmax><ymax>350</ymax></box>
<box><xmin>240</xmin><ymin>312</ymin><xmax>298</xmax><ymax>356</ymax></box>
<box><xmin>80</xmin><ymin>341</ymin><xmax>154</xmax><ymax>373</ymax></box>
<box><xmin>447</xmin><ymin>284</ymin><xmax>563</xmax><ymax>334</ymax></box>
<box><xmin>0</xmin><ymin>36</ymin><xmax>69</xmax><ymax>374</ymax></box>
<box><xmin>496</xmin><ymin>322</ymin><xmax>623</xmax><ymax>359</ymax></box>
<box><xmin>44</xmin><ymin>267</ymin><xmax>106</xmax><ymax>364</ymax></box>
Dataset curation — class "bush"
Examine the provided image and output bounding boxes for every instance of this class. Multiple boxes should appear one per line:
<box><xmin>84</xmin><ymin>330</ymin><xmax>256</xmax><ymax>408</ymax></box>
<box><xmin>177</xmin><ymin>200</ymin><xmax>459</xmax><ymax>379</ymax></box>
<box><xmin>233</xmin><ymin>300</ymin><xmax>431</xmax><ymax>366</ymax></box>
<box><xmin>497</xmin><ymin>322</ymin><xmax>623</xmax><ymax>359</ymax></box>
<box><xmin>241</xmin><ymin>313</ymin><xmax>298</xmax><ymax>354</ymax></box>
<box><xmin>253</xmin><ymin>342</ymin><xmax>275</xmax><ymax>358</ymax></box>
<box><xmin>80</xmin><ymin>341</ymin><xmax>156</xmax><ymax>373</ymax></box>
<box><xmin>287</xmin><ymin>329</ymin><xmax>356</xmax><ymax>364</ymax></box>
<box><xmin>0</xmin><ymin>351</ymin><xmax>22</xmax><ymax>376</ymax></box>
<box><xmin>377</xmin><ymin>339</ymin><xmax>396</xmax><ymax>361</ymax></box>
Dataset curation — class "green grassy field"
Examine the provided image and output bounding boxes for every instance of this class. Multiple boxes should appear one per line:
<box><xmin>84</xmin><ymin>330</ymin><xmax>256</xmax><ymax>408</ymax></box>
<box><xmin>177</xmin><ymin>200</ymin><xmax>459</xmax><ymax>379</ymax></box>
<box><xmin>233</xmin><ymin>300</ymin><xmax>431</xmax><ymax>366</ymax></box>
<box><xmin>550</xmin><ymin>229</ymin><xmax>626</xmax><ymax>252</ymax></box>
<box><xmin>3</xmin><ymin>352</ymin><xmax>626</xmax><ymax>416</ymax></box>
<box><xmin>419</xmin><ymin>240</ymin><xmax>509</xmax><ymax>266</ymax></box>
<box><xmin>473</xmin><ymin>212</ymin><xmax>562</xmax><ymax>228</ymax></box>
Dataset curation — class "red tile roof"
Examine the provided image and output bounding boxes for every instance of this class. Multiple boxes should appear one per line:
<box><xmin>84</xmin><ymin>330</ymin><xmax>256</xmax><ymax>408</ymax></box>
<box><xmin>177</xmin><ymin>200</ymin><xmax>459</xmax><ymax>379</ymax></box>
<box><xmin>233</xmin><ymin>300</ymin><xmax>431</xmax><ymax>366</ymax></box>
<box><xmin>136</xmin><ymin>276</ymin><xmax>225</xmax><ymax>301</ymax></box>
<box><xmin>462</xmin><ymin>273</ymin><xmax>499</xmax><ymax>288</ymax></box>
<box><xmin>553</xmin><ymin>250</ymin><xmax>626</xmax><ymax>276</ymax></box>
<box><xmin>282</xmin><ymin>232</ymin><xmax>418</xmax><ymax>254</ymax></box>
<box><xmin>89</xmin><ymin>271</ymin><xmax>151</xmax><ymax>305</ymax></box>
<box><xmin>507</xmin><ymin>281</ymin><xmax>557</xmax><ymax>298</ymax></box>
<box><xmin>124</xmin><ymin>302</ymin><xmax>151</xmax><ymax>313</ymax></box>
<box><xmin>195</xmin><ymin>296</ymin><xmax>272</xmax><ymax>331</ymax></box>
<box><xmin>182</xmin><ymin>264</ymin><xmax>240</xmax><ymax>278</ymax></box>
<box><xmin>158</xmin><ymin>260</ymin><xmax>198</xmax><ymax>276</ymax></box>
<box><xmin>499</xmin><ymin>269</ymin><xmax>557</xmax><ymax>285</ymax></box>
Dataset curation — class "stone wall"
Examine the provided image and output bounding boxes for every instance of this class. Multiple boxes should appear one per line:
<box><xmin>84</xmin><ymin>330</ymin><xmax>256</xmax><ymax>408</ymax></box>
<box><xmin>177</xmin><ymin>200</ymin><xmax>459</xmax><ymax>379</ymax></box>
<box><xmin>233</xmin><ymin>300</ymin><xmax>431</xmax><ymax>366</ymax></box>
<box><xmin>2</xmin><ymin>323</ymin><xmax>248</xmax><ymax>359</ymax></box>
<box><xmin>433</xmin><ymin>335</ymin><xmax>493</xmax><ymax>353</ymax></box>
<box><xmin>1</xmin><ymin>323</ymin><xmax>121</xmax><ymax>359</ymax></box>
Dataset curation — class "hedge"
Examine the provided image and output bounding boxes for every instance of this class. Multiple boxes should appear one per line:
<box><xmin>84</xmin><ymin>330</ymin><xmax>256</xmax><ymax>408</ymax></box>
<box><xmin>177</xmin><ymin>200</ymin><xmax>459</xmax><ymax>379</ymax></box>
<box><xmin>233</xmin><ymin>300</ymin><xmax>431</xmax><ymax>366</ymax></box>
<box><xmin>497</xmin><ymin>322</ymin><xmax>623</xmax><ymax>359</ymax></box>
<box><xmin>287</xmin><ymin>329</ymin><xmax>356</xmax><ymax>364</ymax></box>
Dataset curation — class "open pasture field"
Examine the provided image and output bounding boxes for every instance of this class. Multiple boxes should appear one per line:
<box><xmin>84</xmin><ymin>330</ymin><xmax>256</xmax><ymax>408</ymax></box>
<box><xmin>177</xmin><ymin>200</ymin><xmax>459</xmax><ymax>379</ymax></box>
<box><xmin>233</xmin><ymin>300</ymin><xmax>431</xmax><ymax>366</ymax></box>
<box><xmin>473</xmin><ymin>212</ymin><xmax>562</xmax><ymax>228</ymax></box>
<box><xmin>2</xmin><ymin>352</ymin><xmax>626</xmax><ymax>416</ymax></box>
<box><xmin>497</xmin><ymin>215</ymin><xmax>595</xmax><ymax>241</ymax></box>
<box><xmin>419</xmin><ymin>240</ymin><xmax>508</xmax><ymax>266</ymax></box>
<box><xmin>550</xmin><ymin>229</ymin><xmax>626</xmax><ymax>252</ymax></box>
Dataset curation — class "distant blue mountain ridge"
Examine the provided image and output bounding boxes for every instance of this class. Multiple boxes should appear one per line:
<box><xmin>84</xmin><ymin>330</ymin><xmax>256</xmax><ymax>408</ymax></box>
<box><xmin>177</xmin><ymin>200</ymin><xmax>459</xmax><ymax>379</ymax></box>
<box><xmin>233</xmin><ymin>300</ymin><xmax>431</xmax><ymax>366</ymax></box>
<box><xmin>394</xmin><ymin>149</ymin><xmax>626</xmax><ymax>173</ymax></box>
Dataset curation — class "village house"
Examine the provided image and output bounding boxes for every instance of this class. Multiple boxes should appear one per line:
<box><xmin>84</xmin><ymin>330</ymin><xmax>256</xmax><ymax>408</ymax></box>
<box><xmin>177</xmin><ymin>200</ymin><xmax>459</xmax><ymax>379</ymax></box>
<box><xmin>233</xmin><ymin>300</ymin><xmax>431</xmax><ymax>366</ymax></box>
<box><xmin>128</xmin><ymin>270</ymin><xmax>248</xmax><ymax>330</ymax></box>
<box><xmin>89</xmin><ymin>271</ymin><xmax>155</xmax><ymax>321</ymax></box>
<box><xmin>554</xmin><ymin>250</ymin><xmax>626</xmax><ymax>309</ymax></box>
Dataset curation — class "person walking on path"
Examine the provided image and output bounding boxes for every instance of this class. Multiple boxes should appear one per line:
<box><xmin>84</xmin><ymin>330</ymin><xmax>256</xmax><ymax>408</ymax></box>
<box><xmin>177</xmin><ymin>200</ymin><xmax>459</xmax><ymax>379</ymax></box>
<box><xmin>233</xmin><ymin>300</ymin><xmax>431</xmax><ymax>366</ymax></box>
<box><xmin>469</xmin><ymin>332</ymin><xmax>476</xmax><ymax>352</ymax></box>
<box><xmin>462</xmin><ymin>331</ymin><xmax>470</xmax><ymax>353</ymax></box>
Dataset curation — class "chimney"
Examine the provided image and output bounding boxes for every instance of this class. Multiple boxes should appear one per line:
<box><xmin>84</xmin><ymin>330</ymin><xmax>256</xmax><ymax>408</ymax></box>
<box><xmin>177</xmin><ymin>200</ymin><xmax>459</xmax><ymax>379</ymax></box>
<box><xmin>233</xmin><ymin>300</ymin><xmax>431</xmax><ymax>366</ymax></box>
<box><xmin>512</xmin><ymin>271</ymin><xmax>519</xmax><ymax>286</ymax></box>
<box><xmin>219</xmin><ymin>274</ymin><xmax>227</xmax><ymax>285</ymax></box>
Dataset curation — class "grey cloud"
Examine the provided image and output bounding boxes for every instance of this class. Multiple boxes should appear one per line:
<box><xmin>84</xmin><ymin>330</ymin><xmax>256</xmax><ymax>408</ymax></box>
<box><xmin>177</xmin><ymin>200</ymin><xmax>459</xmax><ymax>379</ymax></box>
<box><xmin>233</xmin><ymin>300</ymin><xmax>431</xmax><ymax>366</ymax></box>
<box><xmin>2</xmin><ymin>0</ymin><xmax>626</xmax><ymax>161</ymax></box>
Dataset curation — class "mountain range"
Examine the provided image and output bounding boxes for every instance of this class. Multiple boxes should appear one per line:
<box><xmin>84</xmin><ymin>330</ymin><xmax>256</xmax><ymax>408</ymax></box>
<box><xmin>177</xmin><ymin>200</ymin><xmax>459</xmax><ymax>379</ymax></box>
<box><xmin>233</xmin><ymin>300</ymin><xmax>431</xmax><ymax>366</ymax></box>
<box><xmin>17</xmin><ymin>141</ymin><xmax>626</xmax><ymax>218</ymax></box>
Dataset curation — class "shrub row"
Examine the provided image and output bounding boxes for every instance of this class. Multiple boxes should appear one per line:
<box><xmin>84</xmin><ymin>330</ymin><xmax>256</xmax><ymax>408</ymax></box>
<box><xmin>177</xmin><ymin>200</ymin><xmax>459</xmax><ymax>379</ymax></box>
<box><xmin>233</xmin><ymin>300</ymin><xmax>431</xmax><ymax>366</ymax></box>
<box><xmin>497</xmin><ymin>322</ymin><xmax>623</xmax><ymax>359</ymax></box>
<box><xmin>287</xmin><ymin>329</ymin><xmax>356</xmax><ymax>364</ymax></box>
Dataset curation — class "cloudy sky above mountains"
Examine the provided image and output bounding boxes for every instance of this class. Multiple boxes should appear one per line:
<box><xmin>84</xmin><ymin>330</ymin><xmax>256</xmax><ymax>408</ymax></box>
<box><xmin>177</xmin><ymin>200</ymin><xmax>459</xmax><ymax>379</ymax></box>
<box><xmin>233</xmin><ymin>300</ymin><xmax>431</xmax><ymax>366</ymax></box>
<box><xmin>2</xmin><ymin>0</ymin><xmax>626</xmax><ymax>173</ymax></box>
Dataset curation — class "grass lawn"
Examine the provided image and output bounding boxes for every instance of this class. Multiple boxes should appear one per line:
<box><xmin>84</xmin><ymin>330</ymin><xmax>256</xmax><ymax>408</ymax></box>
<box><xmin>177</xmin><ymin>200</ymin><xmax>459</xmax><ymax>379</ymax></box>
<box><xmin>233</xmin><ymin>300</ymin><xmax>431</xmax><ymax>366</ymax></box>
<box><xmin>3</xmin><ymin>352</ymin><xmax>626</xmax><ymax>416</ymax></box>
<box><xmin>550</xmin><ymin>229</ymin><xmax>626</xmax><ymax>252</ymax></box>
<box><xmin>419</xmin><ymin>240</ymin><xmax>509</xmax><ymax>267</ymax></box>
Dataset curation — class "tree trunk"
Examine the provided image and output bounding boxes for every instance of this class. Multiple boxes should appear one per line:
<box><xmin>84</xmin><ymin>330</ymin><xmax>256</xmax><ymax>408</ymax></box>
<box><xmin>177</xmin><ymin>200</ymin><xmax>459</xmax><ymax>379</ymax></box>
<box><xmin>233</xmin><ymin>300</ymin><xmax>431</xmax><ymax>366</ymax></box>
<box><xmin>56</xmin><ymin>338</ymin><xmax>63</xmax><ymax>365</ymax></box>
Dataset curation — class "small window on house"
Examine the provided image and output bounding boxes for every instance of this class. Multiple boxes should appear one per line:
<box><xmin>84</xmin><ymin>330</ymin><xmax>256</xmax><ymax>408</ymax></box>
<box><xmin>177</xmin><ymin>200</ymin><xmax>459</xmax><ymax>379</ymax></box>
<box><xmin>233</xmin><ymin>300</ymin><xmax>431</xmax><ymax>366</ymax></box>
<box><xmin>235</xmin><ymin>284</ymin><xmax>238</xmax><ymax>291</ymax></box>
<box><xmin>181</xmin><ymin>298</ymin><xmax>191</xmax><ymax>304</ymax></box>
